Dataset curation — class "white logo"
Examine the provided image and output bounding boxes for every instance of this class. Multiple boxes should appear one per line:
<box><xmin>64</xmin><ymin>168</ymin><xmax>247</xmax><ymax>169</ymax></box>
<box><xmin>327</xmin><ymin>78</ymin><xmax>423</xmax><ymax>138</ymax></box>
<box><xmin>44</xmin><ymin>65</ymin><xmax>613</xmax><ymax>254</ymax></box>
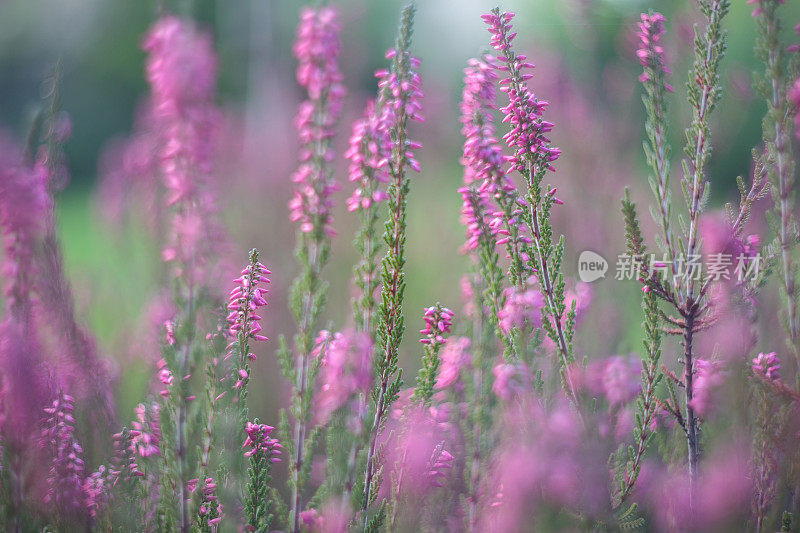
<box><xmin>578</xmin><ymin>251</ymin><xmax>608</xmax><ymax>283</ymax></box>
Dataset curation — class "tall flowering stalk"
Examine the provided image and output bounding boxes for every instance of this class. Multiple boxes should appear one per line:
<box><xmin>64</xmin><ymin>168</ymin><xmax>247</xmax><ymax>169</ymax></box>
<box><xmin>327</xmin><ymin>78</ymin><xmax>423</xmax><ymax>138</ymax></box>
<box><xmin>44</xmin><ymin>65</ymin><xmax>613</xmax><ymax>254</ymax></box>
<box><xmin>483</xmin><ymin>9</ymin><xmax>580</xmax><ymax>405</ymax></box>
<box><xmin>751</xmin><ymin>0</ymin><xmax>800</xmax><ymax>360</ymax></box>
<box><xmin>627</xmin><ymin>2</ymin><xmax>731</xmax><ymax>507</ymax></box>
<box><xmin>143</xmin><ymin>15</ymin><xmax>225</xmax><ymax>532</ymax></box>
<box><xmin>676</xmin><ymin>0</ymin><xmax>728</xmax><ymax>501</ymax></box>
<box><xmin>0</xmin><ymin>136</ymin><xmax>51</xmax><ymax>529</ymax></box>
<box><xmin>280</xmin><ymin>6</ymin><xmax>345</xmax><ymax>532</ymax></box>
<box><xmin>226</xmin><ymin>250</ymin><xmax>270</xmax><ymax>418</ymax></box>
<box><xmin>361</xmin><ymin>4</ymin><xmax>423</xmax><ymax>528</ymax></box>
<box><xmin>458</xmin><ymin>57</ymin><xmax>522</xmax><ymax>360</ymax></box>
<box><xmin>637</xmin><ymin>13</ymin><xmax>677</xmax><ymax>278</ymax></box>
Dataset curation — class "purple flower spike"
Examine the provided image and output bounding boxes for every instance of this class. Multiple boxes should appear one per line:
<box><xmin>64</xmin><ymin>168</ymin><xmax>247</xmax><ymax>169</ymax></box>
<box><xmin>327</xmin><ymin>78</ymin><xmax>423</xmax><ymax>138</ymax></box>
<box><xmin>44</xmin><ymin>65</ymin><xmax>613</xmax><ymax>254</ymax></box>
<box><xmin>752</xmin><ymin>352</ymin><xmax>781</xmax><ymax>382</ymax></box>
<box><xmin>635</xmin><ymin>12</ymin><xmax>674</xmax><ymax>92</ymax></box>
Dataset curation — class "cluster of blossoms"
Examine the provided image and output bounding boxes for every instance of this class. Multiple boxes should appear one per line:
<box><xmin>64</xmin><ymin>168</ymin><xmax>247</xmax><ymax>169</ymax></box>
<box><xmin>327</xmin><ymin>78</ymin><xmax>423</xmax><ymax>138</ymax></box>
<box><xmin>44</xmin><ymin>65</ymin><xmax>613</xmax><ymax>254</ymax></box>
<box><xmin>419</xmin><ymin>304</ymin><xmax>455</xmax><ymax>345</ymax></box>
<box><xmin>243</xmin><ymin>422</ymin><xmax>282</xmax><ymax>461</ymax></box>
<box><xmin>227</xmin><ymin>260</ymin><xmax>271</xmax><ymax>343</ymax></box>
<box><xmin>314</xmin><ymin>329</ymin><xmax>373</xmax><ymax>425</ymax></box>
<box><xmin>435</xmin><ymin>336</ymin><xmax>471</xmax><ymax>390</ymax></box>
<box><xmin>458</xmin><ymin>57</ymin><xmax>517</xmax><ymax>251</ymax></box>
<box><xmin>41</xmin><ymin>392</ymin><xmax>86</xmax><ymax>517</ymax></box>
<box><xmin>497</xmin><ymin>283</ymin><xmax>544</xmax><ymax>335</ymax></box>
<box><xmin>376</xmin><ymin>47</ymin><xmax>425</xmax><ymax>171</ymax></box>
<box><xmin>752</xmin><ymin>351</ymin><xmax>781</xmax><ymax>382</ymax></box>
<box><xmin>482</xmin><ymin>11</ymin><xmax>560</xmax><ymax>172</ymax></box>
<box><xmin>345</xmin><ymin>100</ymin><xmax>392</xmax><ymax>212</ymax></box>
<box><xmin>426</xmin><ymin>444</ymin><xmax>455</xmax><ymax>488</ymax></box>
<box><xmin>0</xmin><ymin>137</ymin><xmax>50</xmax><ymax>321</ymax></box>
<box><xmin>143</xmin><ymin>16</ymin><xmax>223</xmax><ymax>285</ymax></box>
<box><xmin>191</xmin><ymin>477</ymin><xmax>222</xmax><ymax>526</ymax></box>
<box><xmin>131</xmin><ymin>402</ymin><xmax>161</xmax><ymax>458</ymax></box>
<box><xmin>688</xmin><ymin>359</ymin><xmax>725</xmax><ymax>418</ymax></box>
<box><xmin>6</xmin><ymin>2</ymin><xmax>800</xmax><ymax>532</ymax></box>
<box><xmin>635</xmin><ymin>12</ymin><xmax>674</xmax><ymax>91</ymax></box>
<box><xmin>156</xmin><ymin>358</ymin><xmax>174</xmax><ymax>397</ymax></box>
<box><xmin>289</xmin><ymin>6</ymin><xmax>346</xmax><ymax>237</ymax></box>
<box><xmin>492</xmin><ymin>360</ymin><xmax>532</xmax><ymax>401</ymax></box>
<box><xmin>576</xmin><ymin>355</ymin><xmax>642</xmax><ymax>408</ymax></box>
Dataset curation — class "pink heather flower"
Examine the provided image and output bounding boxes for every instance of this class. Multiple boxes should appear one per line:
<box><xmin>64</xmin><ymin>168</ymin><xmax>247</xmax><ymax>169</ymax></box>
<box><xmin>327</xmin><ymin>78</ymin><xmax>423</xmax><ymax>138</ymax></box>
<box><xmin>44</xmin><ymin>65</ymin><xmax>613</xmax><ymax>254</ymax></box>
<box><xmin>227</xmin><ymin>259</ymin><xmax>271</xmax><ymax>342</ymax></box>
<box><xmin>131</xmin><ymin>402</ymin><xmax>161</xmax><ymax>458</ymax></box>
<box><xmin>600</xmin><ymin>355</ymin><xmax>641</xmax><ymax>407</ymax></box>
<box><xmin>458</xmin><ymin>56</ymin><xmax>522</xmax><ymax>252</ymax></box>
<box><xmin>243</xmin><ymin>422</ymin><xmax>282</xmax><ymax>462</ymax></box>
<box><xmin>84</xmin><ymin>466</ymin><xmax>110</xmax><ymax>518</ymax></box>
<box><xmin>480</xmin><ymin>400</ymin><xmax>606</xmax><ymax>530</ymax></box>
<box><xmin>157</xmin><ymin>358</ymin><xmax>174</xmax><ymax>397</ymax></box>
<box><xmin>426</xmin><ymin>443</ymin><xmax>455</xmax><ymax>488</ymax></box>
<box><xmin>435</xmin><ymin>336</ymin><xmax>472</xmax><ymax>390</ymax></box>
<box><xmin>420</xmin><ymin>304</ymin><xmax>455</xmax><ymax>345</ymax></box>
<box><xmin>492</xmin><ymin>360</ymin><xmax>532</xmax><ymax>401</ymax></box>
<box><xmin>635</xmin><ymin>12</ymin><xmax>674</xmax><ymax>92</ymax></box>
<box><xmin>375</xmin><ymin>47</ymin><xmax>424</xmax><ymax>172</ymax></box>
<box><xmin>498</xmin><ymin>284</ymin><xmax>545</xmax><ymax>335</ymax></box>
<box><xmin>315</xmin><ymin>329</ymin><xmax>374</xmax><ymax>425</ymax></box>
<box><xmin>290</xmin><ymin>6</ymin><xmax>346</xmax><ymax>238</ymax></box>
<box><xmin>790</xmin><ymin>77</ymin><xmax>800</xmax><ymax>141</ymax></box>
<box><xmin>299</xmin><ymin>501</ymin><xmax>350</xmax><ymax>533</ymax></box>
<box><xmin>96</xmin><ymin>102</ymin><xmax>161</xmax><ymax>230</ymax></box>
<box><xmin>345</xmin><ymin>100</ymin><xmax>392</xmax><ymax>212</ymax></box>
<box><xmin>377</xmin><ymin>49</ymin><xmax>424</xmax><ymax>125</ymax></box>
<box><xmin>699</xmin><ymin>213</ymin><xmax>759</xmax><ymax>266</ymax></box>
<box><xmin>196</xmin><ymin>476</ymin><xmax>221</xmax><ymax>524</ymax></box>
<box><xmin>384</xmin><ymin>407</ymin><xmax>456</xmax><ymax>500</ymax></box>
<box><xmin>0</xmin><ymin>135</ymin><xmax>50</xmax><ymax>323</ymax></box>
<box><xmin>688</xmin><ymin>359</ymin><xmax>724</xmax><ymax>418</ymax></box>
<box><xmin>41</xmin><ymin>392</ymin><xmax>87</xmax><ymax>518</ymax></box>
<box><xmin>645</xmin><ymin>445</ymin><xmax>751</xmax><ymax>530</ymax></box>
<box><xmin>109</xmin><ymin>428</ymin><xmax>145</xmax><ymax>481</ymax></box>
<box><xmin>143</xmin><ymin>16</ymin><xmax>226</xmax><ymax>286</ymax></box>
<box><xmin>144</xmin><ymin>16</ymin><xmax>217</xmax><ymax>121</ymax></box>
<box><xmin>752</xmin><ymin>352</ymin><xmax>781</xmax><ymax>382</ymax></box>
<box><xmin>0</xmin><ymin>320</ymin><xmax>50</xmax><ymax>454</ymax></box>
<box><xmin>460</xmin><ymin>57</ymin><xmax>506</xmax><ymax>187</ymax></box>
<box><xmin>300</xmin><ymin>508</ymin><xmax>320</xmax><ymax>527</ymax></box>
<box><xmin>483</xmin><ymin>10</ymin><xmax>560</xmax><ymax>173</ymax></box>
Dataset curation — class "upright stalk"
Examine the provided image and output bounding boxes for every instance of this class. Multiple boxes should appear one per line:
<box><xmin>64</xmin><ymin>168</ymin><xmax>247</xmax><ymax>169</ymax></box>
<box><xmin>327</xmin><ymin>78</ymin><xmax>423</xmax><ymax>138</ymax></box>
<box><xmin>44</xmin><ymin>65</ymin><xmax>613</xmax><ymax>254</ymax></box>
<box><xmin>283</xmin><ymin>7</ymin><xmax>345</xmax><ymax>530</ymax></box>
<box><xmin>363</xmin><ymin>5</ymin><xmax>421</xmax><ymax>527</ymax></box>
<box><xmin>754</xmin><ymin>0</ymin><xmax>800</xmax><ymax>359</ymax></box>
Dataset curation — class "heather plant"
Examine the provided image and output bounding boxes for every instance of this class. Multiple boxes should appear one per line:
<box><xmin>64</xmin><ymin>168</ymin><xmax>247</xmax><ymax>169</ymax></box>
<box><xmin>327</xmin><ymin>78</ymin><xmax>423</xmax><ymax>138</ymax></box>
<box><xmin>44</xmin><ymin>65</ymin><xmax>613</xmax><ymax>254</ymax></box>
<box><xmin>4</xmin><ymin>1</ymin><xmax>800</xmax><ymax>532</ymax></box>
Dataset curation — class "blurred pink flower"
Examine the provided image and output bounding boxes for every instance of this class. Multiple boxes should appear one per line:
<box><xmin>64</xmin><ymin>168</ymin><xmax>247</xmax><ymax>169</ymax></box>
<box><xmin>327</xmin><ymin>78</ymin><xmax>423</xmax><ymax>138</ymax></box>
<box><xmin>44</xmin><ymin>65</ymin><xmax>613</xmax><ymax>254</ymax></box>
<box><xmin>752</xmin><ymin>351</ymin><xmax>781</xmax><ymax>382</ymax></box>
<box><xmin>315</xmin><ymin>329</ymin><xmax>373</xmax><ymax>425</ymax></box>
<box><xmin>600</xmin><ymin>355</ymin><xmax>641</xmax><ymax>407</ymax></box>
<box><xmin>498</xmin><ymin>284</ymin><xmax>544</xmax><ymax>335</ymax></box>
<box><xmin>436</xmin><ymin>336</ymin><xmax>471</xmax><ymax>390</ymax></box>
<box><xmin>688</xmin><ymin>359</ymin><xmax>724</xmax><ymax>418</ymax></box>
<box><xmin>289</xmin><ymin>6</ymin><xmax>346</xmax><ymax>238</ymax></box>
<box><xmin>492</xmin><ymin>360</ymin><xmax>531</xmax><ymax>401</ymax></box>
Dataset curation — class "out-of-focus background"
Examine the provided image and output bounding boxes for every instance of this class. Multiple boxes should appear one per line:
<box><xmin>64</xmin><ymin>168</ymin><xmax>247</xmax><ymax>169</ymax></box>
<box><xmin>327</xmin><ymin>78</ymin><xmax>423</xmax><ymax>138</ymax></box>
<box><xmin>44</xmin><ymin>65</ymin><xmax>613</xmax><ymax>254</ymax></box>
<box><xmin>0</xmin><ymin>0</ymin><xmax>797</xmax><ymax>431</ymax></box>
